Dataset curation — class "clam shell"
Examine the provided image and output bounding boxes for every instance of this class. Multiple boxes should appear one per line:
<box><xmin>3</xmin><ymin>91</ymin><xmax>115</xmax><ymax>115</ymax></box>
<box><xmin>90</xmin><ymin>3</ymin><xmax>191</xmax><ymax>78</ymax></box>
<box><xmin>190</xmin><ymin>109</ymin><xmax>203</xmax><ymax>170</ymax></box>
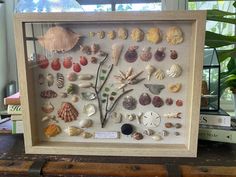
<box><xmin>41</xmin><ymin>102</ymin><xmax>54</xmax><ymax>113</ymax></box>
<box><xmin>152</xmin><ymin>134</ymin><xmax>162</xmax><ymax>141</ymax></box>
<box><xmin>78</xmin><ymin>119</ymin><xmax>93</xmax><ymax>128</ymax></box>
<box><xmin>78</xmin><ymin>82</ymin><xmax>93</xmax><ymax>88</ymax></box>
<box><xmin>118</xmin><ymin>27</ymin><xmax>128</xmax><ymax>40</ymax></box>
<box><xmin>81</xmin><ymin>92</ymin><xmax>96</xmax><ymax>100</ymax></box>
<box><xmin>110</xmin><ymin>112</ymin><xmax>122</xmax><ymax>123</ymax></box>
<box><xmin>166</xmin><ymin>26</ymin><xmax>184</xmax><ymax>45</ymax></box>
<box><xmin>154</xmin><ymin>69</ymin><xmax>165</xmax><ymax>80</ymax></box>
<box><xmin>64</xmin><ymin>126</ymin><xmax>83</xmax><ymax>136</ymax></box>
<box><xmin>131</xmin><ymin>28</ymin><xmax>144</xmax><ymax>42</ymax></box>
<box><xmin>78</xmin><ymin>74</ymin><xmax>93</xmax><ymax>80</ymax></box>
<box><xmin>38</xmin><ymin>26</ymin><xmax>81</xmax><ymax>53</ymax></box>
<box><xmin>83</xmin><ymin>104</ymin><xmax>96</xmax><ymax>117</ymax></box>
<box><xmin>166</xmin><ymin>64</ymin><xmax>182</xmax><ymax>78</ymax></box>
<box><xmin>44</xmin><ymin>124</ymin><xmax>61</xmax><ymax>138</ymax></box>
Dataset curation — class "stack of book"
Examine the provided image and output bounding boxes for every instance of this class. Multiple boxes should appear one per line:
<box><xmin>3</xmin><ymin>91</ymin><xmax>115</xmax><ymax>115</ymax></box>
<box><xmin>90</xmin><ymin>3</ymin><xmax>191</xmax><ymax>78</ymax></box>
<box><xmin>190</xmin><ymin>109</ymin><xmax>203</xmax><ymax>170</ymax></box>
<box><xmin>4</xmin><ymin>92</ymin><xmax>23</xmax><ymax>134</ymax></box>
<box><xmin>199</xmin><ymin>108</ymin><xmax>236</xmax><ymax>143</ymax></box>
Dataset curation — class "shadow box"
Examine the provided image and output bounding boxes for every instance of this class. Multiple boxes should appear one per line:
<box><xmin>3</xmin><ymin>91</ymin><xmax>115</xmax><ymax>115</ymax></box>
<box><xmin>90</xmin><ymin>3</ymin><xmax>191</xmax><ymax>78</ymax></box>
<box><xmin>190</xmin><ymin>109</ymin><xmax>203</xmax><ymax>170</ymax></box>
<box><xmin>14</xmin><ymin>11</ymin><xmax>206</xmax><ymax>157</ymax></box>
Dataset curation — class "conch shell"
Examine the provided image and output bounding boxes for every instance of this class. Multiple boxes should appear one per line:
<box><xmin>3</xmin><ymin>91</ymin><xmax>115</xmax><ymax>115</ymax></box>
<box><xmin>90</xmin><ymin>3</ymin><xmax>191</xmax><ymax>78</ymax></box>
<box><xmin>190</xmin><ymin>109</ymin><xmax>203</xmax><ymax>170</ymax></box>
<box><xmin>145</xmin><ymin>64</ymin><xmax>156</xmax><ymax>80</ymax></box>
<box><xmin>38</xmin><ymin>26</ymin><xmax>81</xmax><ymax>53</ymax></box>
<box><xmin>112</xmin><ymin>43</ymin><xmax>123</xmax><ymax>66</ymax></box>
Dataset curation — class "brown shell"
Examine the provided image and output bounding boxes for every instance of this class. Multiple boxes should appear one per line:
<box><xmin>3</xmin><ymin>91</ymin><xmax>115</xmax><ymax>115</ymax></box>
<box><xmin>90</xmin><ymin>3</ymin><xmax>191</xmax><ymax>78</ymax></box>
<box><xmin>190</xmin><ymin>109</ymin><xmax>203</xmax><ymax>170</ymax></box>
<box><xmin>44</xmin><ymin>124</ymin><xmax>61</xmax><ymax>138</ymax></box>
<box><xmin>57</xmin><ymin>102</ymin><xmax>79</xmax><ymax>122</ymax></box>
<box><xmin>38</xmin><ymin>26</ymin><xmax>81</xmax><ymax>53</ymax></box>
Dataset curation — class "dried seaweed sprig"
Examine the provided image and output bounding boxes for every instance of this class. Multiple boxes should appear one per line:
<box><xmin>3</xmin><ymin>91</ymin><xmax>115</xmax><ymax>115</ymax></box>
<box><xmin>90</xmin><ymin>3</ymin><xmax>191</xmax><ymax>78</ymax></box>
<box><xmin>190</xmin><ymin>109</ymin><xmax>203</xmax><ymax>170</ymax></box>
<box><xmin>101</xmin><ymin>89</ymin><xmax>133</xmax><ymax>128</ymax></box>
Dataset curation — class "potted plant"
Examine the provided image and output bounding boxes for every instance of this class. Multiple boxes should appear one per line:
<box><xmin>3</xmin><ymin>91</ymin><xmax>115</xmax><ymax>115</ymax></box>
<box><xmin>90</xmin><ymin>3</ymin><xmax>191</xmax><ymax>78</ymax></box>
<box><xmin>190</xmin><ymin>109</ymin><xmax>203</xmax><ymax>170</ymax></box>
<box><xmin>205</xmin><ymin>1</ymin><xmax>236</xmax><ymax>115</ymax></box>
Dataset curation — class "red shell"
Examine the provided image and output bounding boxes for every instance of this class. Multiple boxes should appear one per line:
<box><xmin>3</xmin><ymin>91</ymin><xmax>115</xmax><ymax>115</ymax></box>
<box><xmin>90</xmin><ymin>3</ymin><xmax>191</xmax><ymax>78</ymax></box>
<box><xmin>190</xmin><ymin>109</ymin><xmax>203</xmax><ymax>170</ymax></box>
<box><xmin>170</xmin><ymin>50</ymin><xmax>178</xmax><ymax>59</ymax></box>
<box><xmin>40</xmin><ymin>90</ymin><xmax>57</xmax><ymax>98</ymax></box>
<box><xmin>80</xmin><ymin>56</ymin><xmax>88</xmax><ymax>66</ymax></box>
<box><xmin>63</xmin><ymin>56</ymin><xmax>73</xmax><ymax>68</ymax></box>
<box><xmin>165</xmin><ymin>98</ymin><xmax>173</xmax><ymax>105</ymax></box>
<box><xmin>152</xmin><ymin>96</ymin><xmax>164</xmax><ymax>107</ymax></box>
<box><xmin>139</xmin><ymin>93</ymin><xmax>151</xmax><ymax>106</ymax></box>
<box><xmin>73</xmin><ymin>63</ymin><xmax>81</xmax><ymax>73</ymax></box>
<box><xmin>176</xmin><ymin>99</ymin><xmax>183</xmax><ymax>107</ymax></box>
<box><xmin>51</xmin><ymin>58</ymin><xmax>61</xmax><ymax>71</ymax></box>
<box><xmin>57</xmin><ymin>102</ymin><xmax>78</xmax><ymax>122</ymax></box>
<box><xmin>36</xmin><ymin>54</ymin><xmax>49</xmax><ymax>69</ymax></box>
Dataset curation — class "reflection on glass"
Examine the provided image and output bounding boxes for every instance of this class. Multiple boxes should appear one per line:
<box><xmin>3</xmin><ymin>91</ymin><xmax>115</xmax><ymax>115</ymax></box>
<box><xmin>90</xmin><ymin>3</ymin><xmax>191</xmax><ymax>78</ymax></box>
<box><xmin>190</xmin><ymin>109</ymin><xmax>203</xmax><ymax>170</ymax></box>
<box><xmin>116</xmin><ymin>3</ymin><xmax>161</xmax><ymax>11</ymax></box>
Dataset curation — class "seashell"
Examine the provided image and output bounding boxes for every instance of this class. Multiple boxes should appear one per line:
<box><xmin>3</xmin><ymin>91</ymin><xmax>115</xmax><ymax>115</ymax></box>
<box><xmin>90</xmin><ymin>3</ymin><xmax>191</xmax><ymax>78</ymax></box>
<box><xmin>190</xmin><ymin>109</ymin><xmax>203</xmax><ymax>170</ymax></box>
<box><xmin>81</xmin><ymin>132</ymin><xmax>93</xmax><ymax>138</ymax></box>
<box><xmin>89</xmin><ymin>32</ymin><xmax>95</xmax><ymax>37</ymax></box>
<box><xmin>126</xmin><ymin>114</ymin><xmax>136</xmax><ymax>121</ymax></box>
<box><xmin>121</xmin><ymin>123</ymin><xmax>133</xmax><ymax>135</ymax></box>
<box><xmin>176</xmin><ymin>99</ymin><xmax>183</xmax><ymax>106</ymax></box>
<box><xmin>146</xmin><ymin>27</ymin><xmax>162</xmax><ymax>44</ymax></box>
<box><xmin>163</xmin><ymin>112</ymin><xmax>181</xmax><ymax>119</ymax></box>
<box><xmin>136</xmin><ymin>112</ymin><xmax>143</xmax><ymax>124</ymax></box>
<box><xmin>41</xmin><ymin>115</ymin><xmax>56</xmax><ymax>122</ymax></box>
<box><xmin>140</xmin><ymin>47</ymin><xmax>152</xmax><ymax>62</ymax></box>
<box><xmin>83</xmin><ymin>104</ymin><xmax>96</xmax><ymax>117</ymax></box>
<box><xmin>108</xmin><ymin>30</ymin><xmax>116</xmax><ymax>40</ymax></box>
<box><xmin>165</xmin><ymin>122</ymin><xmax>173</xmax><ymax>128</ymax></box>
<box><xmin>144</xmin><ymin>84</ymin><xmax>165</xmax><ymax>95</ymax></box>
<box><xmin>38</xmin><ymin>74</ymin><xmax>45</xmax><ymax>85</ymax></box>
<box><xmin>152</xmin><ymin>134</ymin><xmax>162</xmax><ymax>141</ymax></box>
<box><xmin>160</xmin><ymin>130</ymin><xmax>168</xmax><ymax>137</ymax></box>
<box><xmin>41</xmin><ymin>102</ymin><xmax>54</xmax><ymax>113</ymax></box>
<box><xmin>152</xmin><ymin>96</ymin><xmax>164</xmax><ymax>108</ymax></box>
<box><xmin>78</xmin><ymin>119</ymin><xmax>93</xmax><ymax>128</ymax></box>
<box><xmin>63</xmin><ymin>56</ymin><xmax>73</xmax><ymax>69</ymax></box>
<box><xmin>165</xmin><ymin>98</ymin><xmax>173</xmax><ymax>105</ymax></box>
<box><xmin>122</xmin><ymin>96</ymin><xmax>137</xmax><ymax>110</ymax></box>
<box><xmin>125</xmin><ymin>46</ymin><xmax>138</xmax><ymax>63</ymax></box>
<box><xmin>71</xmin><ymin>95</ymin><xmax>79</xmax><ymax>103</ymax></box>
<box><xmin>118</xmin><ymin>27</ymin><xmax>128</xmax><ymax>40</ymax></box>
<box><xmin>57</xmin><ymin>102</ymin><xmax>79</xmax><ymax>122</ymax></box>
<box><xmin>80</xmin><ymin>45</ymin><xmax>91</xmax><ymax>55</ymax></box>
<box><xmin>174</xmin><ymin>132</ymin><xmax>180</xmax><ymax>136</ymax></box>
<box><xmin>139</xmin><ymin>93</ymin><xmax>151</xmax><ymax>106</ymax></box>
<box><xmin>143</xmin><ymin>111</ymin><xmax>161</xmax><ymax>128</ymax></box>
<box><xmin>143</xmin><ymin>129</ymin><xmax>155</xmax><ymax>136</ymax></box>
<box><xmin>64</xmin><ymin>126</ymin><xmax>83</xmax><ymax>136</ymax></box>
<box><xmin>81</xmin><ymin>92</ymin><xmax>96</xmax><ymax>100</ymax></box>
<box><xmin>175</xmin><ymin>123</ymin><xmax>182</xmax><ymax>129</ymax></box>
<box><xmin>56</xmin><ymin>73</ymin><xmax>64</xmax><ymax>89</ymax></box>
<box><xmin>38</xmin><ymin>26</ymin><xmax>81</xmax><ymax>53</ymax></box>
<box><xmin>44</xmin><ymin>124</ymin><xmax>61</xmax><ymax>138</ymax></box>
<box><xmin>110</xmin><ymin>112</ymin><xmax>122</xmax><ymax>123</ymax></box>
<box><xmin>90</xmin><ymin>57</ymin><xmax>98</xmax><ymax>64</ymax></box>
<box><xmin>145</xmin><ymin>64</ymin><xmax>156</xmax><ymax>80</ymax></box>
<box><xmin>40</xmin><ymin>90</ymin><xmax>57</xmax><ymax>98</ymax></box>
<box><xmin>168</xmin><ymin>83</ymin><xmax>182</xmax><ymax>93</ymax></box>
<box><xmin>166</xmin><ymin>64</ymin><xmax>182</xmax><ymax>78</ymax></box>
<box><xmin>111</xmin><ymin>43</ymin><xmax>123</xmax><ymax>66</ymax></box>
<box><xmin>78</xmin><ymin>82</ymin><xmax>93</xmax><ymax>88</ymax></box>
<box><xmin>80</xmin><ymin>56</ymin><xmax>88</xmax><ymax>66</ymax></box>
<box><xmin>78</xmin><ymin>74</ymin><xmax>93</xmax><ymax>80</ymax></box>
<box><xmin>131</xmin><ymin>28</ymin><xmax>144</xmax><ymax>42</ymax></box>
<box><xmin>97</xmin><ymin>31</ymin><xmax>105</xmax><ymax>39</ymax></box>
<box><xmin>46</xmin><ymin>73</ymin><xmax>54</xmax><ymax>87</ymax></box>
<box><xmin>66</xmin><ymin>83</ymin><xmax>78</xmax><ymax>94</ymax></box>
<box><xmin>170</xmin><ymin>50</ymin><xmax>178</xmax><ymax>59</ymax></box>
<box><xmin>51</xmin><ymin>58</ymin><xmax>61</xmax><ymax>71</ymax></box>
<box><xmin>67</xmin><ymin>72</ymin><xmax>77</xmax><ymax>81</ymax></box>
<box><xmin>36</xmin><ymin>54</ymin><xmax>49</xmax><ymax>69</ymax></box>
<box><xmin>73</xmin><ymin>63</ymin><xmax>81</xmax><ymax>73</ymax></box>
<box><xmin>60</xmin><ymin>92</ymin><xmax>67</xmax><ymax>98</ymax></box>
<box><xmin>132</xmin><ymin>132</ymin><xmax>143</xmax><ymax>140</ymax></box>
<box><xmin>154</xmin><ymin>47</ymin><xmax>166</xmax><ymax>61</ymax></box>
<box><xmin>154</xmin><ymin>69</ymin><xmax>165</xmax><ymax>80</ymax></box>
<box><xmin>166</xmin><ymin>26</ymin><xmax>184</xmax><ymax>45</ymax></box>
<box><xmin>91</xmin><ymin>43</ymin><xmax>100</xmax><ymax>54</ymax></box>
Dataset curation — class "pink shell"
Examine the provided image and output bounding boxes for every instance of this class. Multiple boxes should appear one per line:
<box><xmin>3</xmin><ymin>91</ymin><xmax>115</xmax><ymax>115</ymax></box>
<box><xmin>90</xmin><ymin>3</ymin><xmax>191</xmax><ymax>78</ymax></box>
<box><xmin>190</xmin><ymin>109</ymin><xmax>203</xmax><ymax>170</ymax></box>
<box><xmin>125</xmin><ymin>46</ymin><xmax>138</xmax><ymax>63</ymax></box>
<box><xmin>40</xmin><ymin>90</ymin><xmax>57</xmax><ymax>98</ymax></box>
<box><xmin>57</xmin><ymin>102</ymin><xmax>78</xmax><ymax>122</ymax></box>
<box><xmin>152</xmin><ymin>96</ymin><xmax>164</xmax><ymax>107</ymax></box>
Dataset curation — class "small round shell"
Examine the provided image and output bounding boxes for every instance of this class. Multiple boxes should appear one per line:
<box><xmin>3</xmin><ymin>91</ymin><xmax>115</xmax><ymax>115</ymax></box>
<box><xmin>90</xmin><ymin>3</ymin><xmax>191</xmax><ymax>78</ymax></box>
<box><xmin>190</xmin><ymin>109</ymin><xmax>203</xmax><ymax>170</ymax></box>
<box><xmin>132</xmin><ymin>132</ymin><xmax>143</xmax><ymax>140</ymax></box>
<box><xmin>97</xmin><ymin>31</ymin><xmax>105</xmax><ymax>39</ymax></box>
<box><xmin>78</xmin><ymin>119</ymin><xmax>93</xmax><ymax>128</ymax></box>
<box><xmin>131</xmin><ymin>28</ymin><xmax>144</xmax><ymax>42</ymax></box>
<box><xmin>122</xmin><ymin>96</ymin><xmax>137</xmax><ymax>110</ymax></box>
<box><xmin>118</xmin><ymin>27</ymin><xmax>128</xmax><ymax>40</ymax></box>
<box><xmin>67</xmin><ymin>72</ymin><xmax>77</xmax><ymax>81</ymax></box>
<box><xmin>108</xmin><ymin>30</ymin><xmax>116</xmax><ymax>40</ymax></box>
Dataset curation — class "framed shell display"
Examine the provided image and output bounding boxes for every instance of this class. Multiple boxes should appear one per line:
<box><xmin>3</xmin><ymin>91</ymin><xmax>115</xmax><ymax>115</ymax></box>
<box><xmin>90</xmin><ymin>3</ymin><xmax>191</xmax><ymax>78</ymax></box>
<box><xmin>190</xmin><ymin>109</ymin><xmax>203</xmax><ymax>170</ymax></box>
<box><xmin>14</xmin><ymin>11</ymin><xmax>206</xmax><ymax>157</ymax></box>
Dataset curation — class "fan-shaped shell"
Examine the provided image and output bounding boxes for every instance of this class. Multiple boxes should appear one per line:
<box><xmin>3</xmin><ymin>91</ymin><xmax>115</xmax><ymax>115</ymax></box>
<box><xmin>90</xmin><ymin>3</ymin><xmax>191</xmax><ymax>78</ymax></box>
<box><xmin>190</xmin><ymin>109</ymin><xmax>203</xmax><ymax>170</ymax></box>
<box><xmin>57</xmin><ymin>102</ymin><xmax>79</xmax><ymax>122</ymax></box>
<box><xmin>38</xmin><ymin>26</ymin><xmax>81</xmax><ymax>53</ymax></box>
<box><xmin>166</xmin><ymin>64</ymin><xmax>182</xmax><ymax>78</ymax></box>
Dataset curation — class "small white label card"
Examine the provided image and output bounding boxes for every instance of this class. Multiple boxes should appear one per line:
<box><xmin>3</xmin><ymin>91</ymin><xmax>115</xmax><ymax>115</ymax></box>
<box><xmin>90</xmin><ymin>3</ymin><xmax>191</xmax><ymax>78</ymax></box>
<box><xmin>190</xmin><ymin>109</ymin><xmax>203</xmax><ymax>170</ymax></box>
<box><xmin>94</xmin><ymin>131</ymin><xmax>120</xmax><ymax>139</ymax></box>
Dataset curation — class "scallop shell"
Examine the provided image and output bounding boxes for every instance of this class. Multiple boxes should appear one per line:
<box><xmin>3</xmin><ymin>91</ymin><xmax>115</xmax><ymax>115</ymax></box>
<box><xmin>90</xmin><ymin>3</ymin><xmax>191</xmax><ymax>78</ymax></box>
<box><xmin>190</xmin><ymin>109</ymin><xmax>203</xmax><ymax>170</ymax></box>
<box><xmin>118</xmin><ymin>27</ymin><xmax>128</xmax><ymax>40</ymax></box>
<box><xmin>56</xmin><ymin>73</ymin><xmax>64</xmax><ymax>89</ymax></box>
<box><xmin>41</xmin><ymin>102</ymin><xmax>54</xmax><ymax>113</ymax></box>
<box><xmin>83</xmin><ymin>104</ymin><xmax>96</xmax><ymax>117</ymax></box>
<box><xmin>168</xmin><ymin>83</ymin><xmax>182</xmax><ymax>93</ymax></box>
<box><xmin>154</xmin><ymin>69</ymin><xmax>165</xmax><ymax>80</ymax></box>
<box><xmin>146</xmin><ymin>27</ymin><xmax>162</xmax><ymax>44</ymax></box>
<box><xmin>57</xmin><ymin>102</ymin><xmax>79</xmax><ymax>122</ymax></box>
<box><xmin>44</xmin><ymin>124</ymin><xmax>61</xmax><ymax>138</ymax></box>
<box><xmin>140</xmin><ymin>47</ymin><xmax>152</xmax><ymax>62</ymax></box>
<box><xmin>40</xmin><ymin>90</ymin><xmax>57</xmax><ymax>98</ymax></box>
<box><xmin>46</xmin><ymin>73</ymin><xmax>54</xmax><ymax>87</ymax></box>
<box><xmin>64</xmin><ymin>126</ymin><xmax>83</xmax><ymax>136</ymax></box>
<box><xmin>125</xmin><ymin>46</ymin><xmax>138</xmax><ymax>63</ymax></box>
<box><xmin>131</xmin><ymin>28</ymin><xmax>144</xmax><ymax>42</ymax></box>
<box><xmin>38</xmin><ymin>26</ymin><xmax>81</xmax><ymax>53</ymax></box>
<box><xmin>166</xmin><ymin>64</ymin><xmax>182</xmax><ymax>78</ymax></box>
<box><xmin>112</xmin><ymin>43</ymin><xmax>123</xmax><ymax>66</ymax></box>
<box><xmin>78</xmin><ymin>119</ymin><xmax>93</xmax><ymax>128</ymax></box>
<box><xmin>166</xmin><ymin>26</ymin><xmax>184</xmax><ymax>45</ymax></box>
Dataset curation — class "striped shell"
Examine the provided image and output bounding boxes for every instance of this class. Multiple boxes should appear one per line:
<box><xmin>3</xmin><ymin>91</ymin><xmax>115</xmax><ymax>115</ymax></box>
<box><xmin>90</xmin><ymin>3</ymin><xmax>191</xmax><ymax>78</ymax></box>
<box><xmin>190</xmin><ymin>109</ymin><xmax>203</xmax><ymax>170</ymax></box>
<box><xmin>56</xmin><ymin>73</ymin><xmax>64</xmax><ymax>89</ymax></box>
<box><xmin>154</xmin><ymin>69</ymin><xmax>165</xmax><ymax>80</ymax></box>
<box><xmin>57</xmin><ymin>102</ymin><xmax>79</xmax><ymax>122</ymax></box>
<box><xmin>166</xmin><ymin>64</ymin><xmax>182</xmax><ymax>78</ymax></box>
<box><xmin>40</xmin><ymin>90</ymin><xmax>57</xmax><ymax>98</ymax></box>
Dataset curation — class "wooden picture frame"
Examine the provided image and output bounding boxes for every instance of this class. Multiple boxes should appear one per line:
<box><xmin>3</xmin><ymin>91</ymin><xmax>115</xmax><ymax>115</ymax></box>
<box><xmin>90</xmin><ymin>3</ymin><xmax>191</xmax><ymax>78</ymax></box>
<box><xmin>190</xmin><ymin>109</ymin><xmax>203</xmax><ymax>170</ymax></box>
<box><xmin>14</xmin><ymin>11</ymin><xmax>206</xmax><ymax>157</ymax></box>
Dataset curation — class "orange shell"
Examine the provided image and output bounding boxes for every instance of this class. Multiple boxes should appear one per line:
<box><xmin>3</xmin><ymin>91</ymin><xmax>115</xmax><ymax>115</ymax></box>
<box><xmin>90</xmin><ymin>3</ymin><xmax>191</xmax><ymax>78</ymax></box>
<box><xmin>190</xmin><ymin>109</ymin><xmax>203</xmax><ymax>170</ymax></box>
<box><xmin>44</xmin><ymin>124</ymin><xmax>61</xmax><ymax>138</ymax></box>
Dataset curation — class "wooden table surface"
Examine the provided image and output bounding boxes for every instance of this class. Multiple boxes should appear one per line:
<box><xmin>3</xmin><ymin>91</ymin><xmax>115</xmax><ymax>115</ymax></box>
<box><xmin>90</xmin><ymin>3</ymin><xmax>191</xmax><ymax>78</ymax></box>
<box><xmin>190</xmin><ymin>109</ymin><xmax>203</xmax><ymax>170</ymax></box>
<box><xmin>0</xmin><ymin>134</ymin><xmax>236</xmax><ymax>177</ymax></box>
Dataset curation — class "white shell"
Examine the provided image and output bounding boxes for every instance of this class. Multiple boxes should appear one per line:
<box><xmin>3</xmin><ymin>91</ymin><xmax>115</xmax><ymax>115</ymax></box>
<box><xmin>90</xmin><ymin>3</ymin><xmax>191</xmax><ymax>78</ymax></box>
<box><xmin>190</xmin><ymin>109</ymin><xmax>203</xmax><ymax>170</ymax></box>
<box><xmin>71</xmin><ymin>95</ymin><xmax>79</xmax><ymax>102</ymax></box>
<box><xmin>78</xmin><ymin>119</ymin><xmax>93</xmax><ymax>128</ymax></box>
<box><xmin>152</xmin><ymin>134</ymin><xmax>162</xmax><ymax>141</ymax></box>
<box><xmin>83</xmin><ymin>104</ymin><xmax>96</xmax><ymax>117</ymax></box>
<box><xmin>126</xmin><ymin>114</ymin><xmax>135</xmax><ymax>121</ymax></box>
<box><xmin>46</xmin><ymin>73</ymin><xmax>54</xmax><ymax>87</ymax></box>
<box><xmin>110</xmin><ymin>112</ymin><xmax>122</xmax><ymax>123</ymax></box>
<box><xmin>41</xmin><ymin>102</ymin><xmax>54</xmax><ymax>113</ymax></box>
<box><xmin>159</xmin><ymin>130</ymin><xmax>168</xmax><ymax>137</ymax></box>
<box><xmin>64</xmin><ymin>126</ymin><xmax>83</xmax><ymax>136</ymax></box>
<box><xmin>143</xmin><ymin>129</ymin><xmax>155</xmax><ymax>136</ymax></box>
<box><xmin>145</xmin><ymin>64</ymin><xmax>156</xmax><ymax>80</ymax></box>
<box><xmin>154</xmin><ymin>69</ymin><xmax>165</xmax><ymax>80</ymax></box>
<box><xmin>166</xmin><ymin>64</ymin><xmax>182</xmax><ymax>78</ymax></box>
<box><xmin>78</xmin><ymin>74</ymin><xmax>93</xmax><ymax>80</ymax></box>
<box><xmin>112</xmin><ymin>43</ymin><xmax>123</xmax><ymax>66</ymax></box>
<box><xmin>78</xmin><ymin>82</ymin><xmax>93</xmax><ymax>88</ymax></box>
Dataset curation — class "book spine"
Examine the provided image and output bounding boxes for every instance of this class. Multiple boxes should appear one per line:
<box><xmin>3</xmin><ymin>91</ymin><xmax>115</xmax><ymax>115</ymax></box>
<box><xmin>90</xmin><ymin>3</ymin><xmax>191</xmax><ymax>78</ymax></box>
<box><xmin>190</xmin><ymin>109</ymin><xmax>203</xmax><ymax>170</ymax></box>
<box><xmin>7</xmin><ymin>105</ymin><xmax>22</xmax><ymax>115</ymax></box>
<box><xmin>200</xmin><ymin>114</ymin><xmax>231</xmax><ymax>127</ymax></box>
<box><xmin>199</xmin><ymin>128</ymin><xmax>236</xmax><ymax>144</ymax></box>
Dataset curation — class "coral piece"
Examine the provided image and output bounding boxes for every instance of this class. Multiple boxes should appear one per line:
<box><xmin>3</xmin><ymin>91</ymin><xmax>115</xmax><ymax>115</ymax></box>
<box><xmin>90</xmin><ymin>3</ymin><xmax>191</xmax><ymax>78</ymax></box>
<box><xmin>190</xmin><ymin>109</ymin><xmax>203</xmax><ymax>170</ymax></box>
<box><xmin>125</xmin><ymin>46</ymin><xmax>138</xmax><ymax>63</ymax></box>
<box><xmin>140</xmin><ymin>47</ymin><xmax>152</xmax><ymax>62</ymax></box>
<box><xmin>78</xmin><ymin>119</ymin><xmax>93</xmax><ymax>128</ymax></box>
<box><xmin>165</xmin><ymin>98</ymin><xmax>173</xmax><ymax>105</ymax></box>
<box><xmin>122</xmin><ymin>96</ymin><xmax>137</xmax><ymax>110</ymax></box>
<box><xmin>67</xmin><ymin>72</ymin><xmax>77</xmax><ymax>81</ymax></box>
<box><xmin>44</xmin><ymin>124</ymin><xmax>61</xmax><ymax>137</ymax></box>
<box><xmin>64</xmin><ymin>126</ymin><xmax>83</xmax><ymax>136</ymax></box>
<box><xmin>80</xmin><ymin>56</ymin><xmax>88</xmax><ymax>66</ymax></box>
<box><xmin>154</xmin><ymin>47</ymin><xmax>166</xmax><ymax>61</ymax></box>
<box><xmin>132</xmin><ymin>132</ymin><xmax>143</xmax><ymax>140</ymax></box>
<box><xmin>38</xmin><ymin>74</ymin><xmax>45</xmax><ymax>85</ymax></box>
<box><xmin>166</xmin><ymin>64</ymin><xmax>182</xmax><ymax>78</ymax></box>
<box><xmin>91</xmin><ymin>43</ymin><xmax>100</xmax><ymax>54</ymax></box>
<box><xmin>154</xmin><ymin>69</ymin><xmax>165</xmax><ymax>80</ymax></box>
<box><xmin>56</xmin><ymin>73</ymin><xmax>64</xmax><ymax>89</ymax></box>
<box><xmin>40</xmin><ymin>90</ymin><xmax>57</xmax><ymax>98</ymax></box>
<box><xmin>118</xmin><ymin>27</ymin><xmax>128</xmax><ymax>40</ymax></box>
<box><xmin>73</xmin><ymin>63</ymin><xmax>81</xmax><ymax>73</ymax></box>
<box><xmin>108</xmin><ymin>30</ymin><xmax>116</xmax><ymax>40</ymax></box>
<box><xmin>36</xmin><ymin>54</ymin><xmax>49</xmax><ymax>69</ymax></box>
<box><xmin>152</xmin><ymin>96</ymin><xmax>164</xmax><ymax>107</ymax></box>
<box><xmin>131</xmin><ymin>28</ymin><xmax>144</xmax><ymax>42</ymax></box>
<box><xmin>41</xmin><ymin>102</ymin><xmax>54</xmax><ymax>113</ymax></box>
<box><xmin>38</xmin><ymin>26</ymin><xmax>81</xmax><ymax>52</ymax></box>
<box><xmin>57</xmin><ymin>102</ymin><xmax>79</xmax><ymax>122</ymax></box>
<box><xmin>170</xmin><ymin>50</ymin><xmax>178</xmax><ymax>59</ymax></box>
<box><xmin>146</xmin><ymin>27</ymin><xmax>162</xmax><ymax>44</ymax></box>
<box><xmin>168</xmin><ymin>83</ymin><xmax>182</xmax><ymax>93</ymax></box>
<box><xmin>112</xmin><ymin>43</ymin><xmax>123</xmax><ymax>66</ymax></box>
<box><xmin>145</xmin><ymin>64</ymin><xmax>156</xmax><ymax>80</ymax></box>
<box><xmin>51</xmin><ymin>58</ymin><xmax>61</xmax><ymax>71</ymax></box>
<box><xmin>63</xmin><ymin>56</ymin><xmax>73</xmax><ymax>69</ymax></box>
<box><xmin>139</xmin><ymin>93</ymin><xmax>151</xmax><ymax>106</ymax></box>
<box><xmin>97</xmin><ymin>31</ymin><xmax>105</xmax><ymax>39</ymax></box>
<box><xmin>144</xmin><ymin>84</ymin><xmax>165</xmax><ymax>95</ymax></box>
<box><xmin>83</xmin><ymin>104</ymin><xmax>96</xmax><ymax>117</ymax></box>
<box><xmin>166</xmin><ymin>26</ymin><xmax>184</xmax><ymax>45</ymax></box>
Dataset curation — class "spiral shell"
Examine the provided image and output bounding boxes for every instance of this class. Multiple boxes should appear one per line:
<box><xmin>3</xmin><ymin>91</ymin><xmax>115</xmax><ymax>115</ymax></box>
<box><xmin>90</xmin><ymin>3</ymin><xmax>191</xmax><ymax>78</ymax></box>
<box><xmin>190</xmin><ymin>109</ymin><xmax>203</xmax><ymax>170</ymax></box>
<box><xmin>56</xmin><ymin>73</ymin><xmax>64</xmax><ymax>89</ymax></box>
<box><xmin>154</xmin><ymin>69</ymin><xmax>165</xmax><ymax>80</ymax></box>
<box><xmin>166</xmin><ymin>64</ymin><xmax>182</xmax><ymax>78</ymax></box>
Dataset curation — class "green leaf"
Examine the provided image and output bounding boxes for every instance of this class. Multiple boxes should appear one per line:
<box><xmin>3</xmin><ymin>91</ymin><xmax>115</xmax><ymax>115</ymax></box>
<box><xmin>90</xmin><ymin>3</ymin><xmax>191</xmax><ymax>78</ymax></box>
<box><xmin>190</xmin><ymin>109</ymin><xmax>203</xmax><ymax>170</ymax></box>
<box><xmin>205</xmin><ymin>31</ymin><xmax>236</xmax><ymax>48</ymax></box>
<box><xmin>207</xmin><ymin>16</ymin><xmax>236</xmax><ymax>25</ymax></box>
<box><xmin>207</xmin><ymin>9</ymin><xmax>236</xmax><ymax>18</ymax></box>
<box><xmin>227</xmin><ymin>58</ymin><xmax>236</xmax><ymax>72</ymax></box>
<box><xmin>233</xmin><ymin>1</ymin><xmax>236</xmax><ymax>8</ymax></box>
<box><xmin>217</xmin><ymin>49</ymin><xmax>236</xmax><ymax>62</ymax></box>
